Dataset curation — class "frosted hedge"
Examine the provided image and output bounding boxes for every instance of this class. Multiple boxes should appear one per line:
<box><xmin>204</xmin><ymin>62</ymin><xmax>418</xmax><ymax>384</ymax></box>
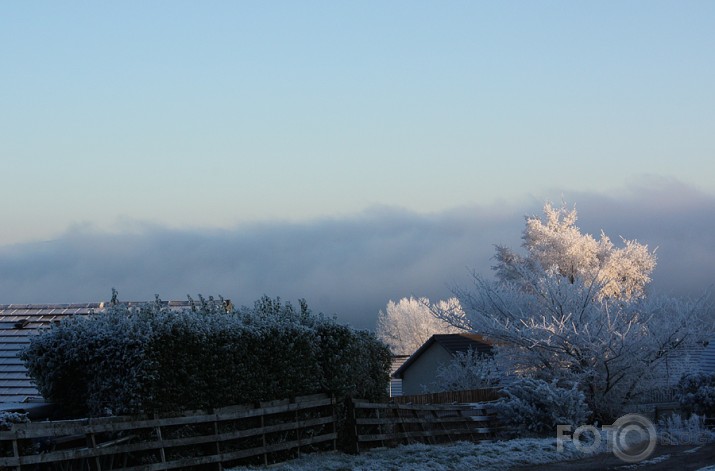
<box><xmin>21</xmin><ymin>296</ymin><xmax>391</xmax><ymax>417</ymax></box>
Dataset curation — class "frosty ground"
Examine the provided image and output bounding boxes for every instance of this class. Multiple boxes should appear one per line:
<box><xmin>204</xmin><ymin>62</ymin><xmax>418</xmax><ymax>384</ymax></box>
<box><xmin>228</xmin><ymin>437</ymin><xmax>599</xmax><ymax>471</ymax></box>
<box><xmin>228</xmin><ymin>439</ymin><xmax>715</xmax><ymax>471</ymax></box>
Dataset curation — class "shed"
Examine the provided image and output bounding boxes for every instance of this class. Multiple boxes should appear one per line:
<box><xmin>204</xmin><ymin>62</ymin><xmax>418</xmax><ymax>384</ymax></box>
<box><xmin>388</xmin><ymin>355</ymin><xmax>410</xmax><ymax>397</ymax></box>
<box><xmin>392</xmin><ymin>333</ymin><xmax>492</xmax><ymax>396</ymax></box>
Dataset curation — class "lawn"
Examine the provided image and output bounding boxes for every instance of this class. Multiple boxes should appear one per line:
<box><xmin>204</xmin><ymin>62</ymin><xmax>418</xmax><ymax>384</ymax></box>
<box><xmin>228</xmin><ymin>437</ymin><xmax>595</xmax><ymax>471</ymax></box>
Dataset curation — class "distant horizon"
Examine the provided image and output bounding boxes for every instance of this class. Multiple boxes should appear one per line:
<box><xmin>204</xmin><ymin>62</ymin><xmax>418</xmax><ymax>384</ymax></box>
<box><xmin>2</xmin><ymin>178</ymin><xmax>713</xmax><ymax>331</ymax></box>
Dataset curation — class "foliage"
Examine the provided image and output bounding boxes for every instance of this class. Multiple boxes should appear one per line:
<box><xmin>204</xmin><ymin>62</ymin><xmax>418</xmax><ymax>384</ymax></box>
<box><xmin>493</xmin><ymin>378</ymin><xmax>590</xmax><ymax>435</ymax></box>
<box><xmin>493</xmin><ymin>202</ymin><xmax>656</xmax><ymax>301</ymax></box>
<box><xmin>0</xmin><ymin>411</ymin><xmax>29</xmax><ymax>431</ymax></box>
<box><xmin>437</xmin><ymin>202</ymin><xmax>713</xmax><ymax>422</ymax></box>
<box><xmin>376</xmin><ymin>297</ymin><xmax>466</xmax><ymax>355</ymax></box>
<box><xmin>426</xmin><ymin>348</ymin><xmax>500</xmax><ymax>393</ymax></box>
<box><xmin>676</xmin><ymin>372</ymin><xmax>715</xmax><ymax>418</ymax></box>
<box><xmin>658</xmin><ymin>414</ymin><xmax>715</xmax><ymax>445</ymax></box>
<box><xmin>21</xmin><ymin>295</ymin><xmax>391</xmax><ymax>417</ymax></box>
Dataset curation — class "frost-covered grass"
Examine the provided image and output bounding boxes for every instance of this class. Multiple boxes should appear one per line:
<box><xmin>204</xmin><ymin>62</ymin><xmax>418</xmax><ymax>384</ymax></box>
<box><xmin>659</xmin><ymin>414</ymin><xmax>715</xmax><ymax>446</ymax></box>
<box><xmin>231</xmin><ymin>411</ymin><xmax>715</xmax><ymax>470</ymax></box>
<box><xmin>228</xmin><ymin>438</ymin><xmax>601</xmax><ymax>471</ymax></box>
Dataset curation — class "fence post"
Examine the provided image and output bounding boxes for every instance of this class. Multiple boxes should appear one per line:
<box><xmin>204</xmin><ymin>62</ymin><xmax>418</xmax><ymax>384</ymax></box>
<box><xmin>331</xmin><ymin>395</ymin><xmax>337</xmax><ymax>452</ymax></box>
<box><xmin>12</xmin><ymin>436</ymin><xmax>20</xmax><ymax>471</ymax></box>
<box><xmin>343</xmin><ymin>396</ymin><xmax>359</xmax><ymax>455</ymax></box>
<box><xmin>261</xmin><ymin>411</ymin><xmax>268</xmax><ymax>466</ymax></box>
<box><xmin>295</xmin><ymin>405</ymin><xmax>301</xmax><ymax>458</ymax></box>
<box><xmin>88</xmin><ymin>432</ymin><xmax>103</xmax><ymax>471</ymax></box>
<box><xmin>213</xmin><ymin>415</ymin><xmax>223</xmax><ymax>471</ymax></box>
<box><xmin>154</xmin><ymin>413</ymin><xmax>167</xmax><ymax>464</ymax></box>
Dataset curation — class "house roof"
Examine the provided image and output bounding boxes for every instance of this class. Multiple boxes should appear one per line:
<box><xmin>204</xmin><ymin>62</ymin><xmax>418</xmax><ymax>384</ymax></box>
<box><xmin>392</xmin><ymin>333</ymin><xmax>492</xmax><ymax>379</ymax></box>
<box><xmin>0</xmin><ymin>301</ymin><xmax>194</xmax><ymax>404</ymax></box>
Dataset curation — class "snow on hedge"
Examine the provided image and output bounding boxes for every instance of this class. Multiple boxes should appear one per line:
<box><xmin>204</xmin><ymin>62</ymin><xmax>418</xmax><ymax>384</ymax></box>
<box><xmin>21</xmin><ymin>295</ymin><xmax>392</xmax><ymax>417</ymax></box>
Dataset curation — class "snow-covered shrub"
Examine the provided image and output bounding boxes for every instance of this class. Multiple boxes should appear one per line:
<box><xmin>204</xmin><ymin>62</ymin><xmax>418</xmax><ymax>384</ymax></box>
<box><xmin>142</xmin><ymin>306</ymin><xmax>323</xmax><ymax>412</ymax></box>
<box><xmin>0</xmin><ymin>411</ymin><xmax>29</xmax><ymax>431</ymax></box>
<box><xmin>493</xmin><ymin>378</ymin><xmax>590</xmax><ymax>435</ymax></box>
<box><xmin>658</xmin><ymin>414</ymin><xmax>715</xmax><ymax>445</ymax></box>
<box><xmin>0</xmin><ymin>412</ymin><xmax>33</xmax><ymax>458</ymax></box>
<box><xmin>19</xmin><ymin>304</ymin><xmax>156</xmax><ymax>416</ymax></box>
<box><xmin>314</xmin><ymin>322</ymin><xmax>391</xmax><ymax>401</ymax></box>
<box><xmin>21</xmin><ymin>296</ymin><xmax>391</xmax><ymax>417</ymax></box>
<box><xmin>676</xmin><ymin>372</ymin><xmax>715</xmax><ymax>418</ymax></box>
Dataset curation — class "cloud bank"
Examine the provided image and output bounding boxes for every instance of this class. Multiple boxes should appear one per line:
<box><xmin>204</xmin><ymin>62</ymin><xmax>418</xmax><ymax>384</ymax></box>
<box><xmin>1</xmin><ymin>178</ymin><xmax>713</xmax><ymax>330</ymax></box>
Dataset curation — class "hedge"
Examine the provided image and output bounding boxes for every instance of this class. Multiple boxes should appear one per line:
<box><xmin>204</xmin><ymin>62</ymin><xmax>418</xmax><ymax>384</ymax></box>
<box><xmin>21</xmin><ymin>296</ymin><xmax>391</xmax><ymax>417</ymax></box>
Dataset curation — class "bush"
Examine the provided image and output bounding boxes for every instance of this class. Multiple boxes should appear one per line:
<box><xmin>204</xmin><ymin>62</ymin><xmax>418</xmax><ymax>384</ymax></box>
<box><xmin>21</xmin><ymin>296</ymin><xmax>391</xmax><ymax>417</ymax></box>
<box><xmin>0</xmin><ymin>412</ymin><xmax>29</xmax><ymax>431</ymax></box>
<box><xmin>658</xmin><ymin>414</ymin><xmax>715</xmax><ymax>445</ymax></box>
<box><xmin>676</xmin><ymin>372</ymin><xmax>715</xmax><ymax>418</ymax></box>
<box><xmin>494</xmin><ymin>378</ymin><xmax>590</xmax><ymax>435</ymax></box>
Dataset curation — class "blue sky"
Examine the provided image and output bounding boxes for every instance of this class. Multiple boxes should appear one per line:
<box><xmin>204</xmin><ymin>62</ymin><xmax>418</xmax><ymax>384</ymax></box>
<box><xmin>1</xmin><ymin>2</ymin><xmax>714</xmax><ymax>327</ymax></box>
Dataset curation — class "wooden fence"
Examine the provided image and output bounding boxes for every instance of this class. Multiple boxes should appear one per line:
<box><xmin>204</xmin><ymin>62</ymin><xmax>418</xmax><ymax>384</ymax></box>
<box><xmin>390</xmin><ymin>388</ymin><xmax>502</xmax><ymax>405</ymax></box>
<box><xmin>344</xmin><ymin>399</ymin><xmax>498</xmax><ymax>454</ymax></box>
<box><xmin>0</xmin><ymin>394</ymin><xmax>337</xmax><ymax>471</ymax></box>
<box><xmin>0</xmin><ymin>393</ymin><xmax>501</xmax><ymax>470</ymax></box>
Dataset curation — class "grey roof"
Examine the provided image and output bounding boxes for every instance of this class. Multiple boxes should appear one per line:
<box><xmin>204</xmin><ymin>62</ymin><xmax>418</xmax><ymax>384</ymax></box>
<box><xmin>392</xmin><ymin>333</ymin><xmax>492</xmax><ymax>379</ymax></box>
<box><xmin>0</xmin><ymin>301</ymin><xmax>194</xmax><ymax>403</ymax></box>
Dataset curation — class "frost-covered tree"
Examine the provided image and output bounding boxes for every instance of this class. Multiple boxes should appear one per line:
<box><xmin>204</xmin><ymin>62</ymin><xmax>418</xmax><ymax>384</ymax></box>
<box><xmin>426</xmin><ymin>348</ymin><xmax>501</xmax><ymax>393</ymax></box>
<box><xmin>437</xmin><ymin>203</ymin><xmax>713</xmax><ymax>421</ymax></box>
<box><xmin>376</xmin><ymin>297</ymin><xmax>467</xmax><ymax>355</ymax></box>
<box><xmin>494</xmin><ymin>202</ymin><xmax>656</xmax><ymax>300</ymax></box>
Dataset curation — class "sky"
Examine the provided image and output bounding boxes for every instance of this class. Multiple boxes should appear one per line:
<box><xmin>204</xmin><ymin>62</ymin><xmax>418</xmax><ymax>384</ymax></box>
<box><xmin>1</xmin><ymin>2</ymin><xmax>714</xmax><ymax>329</ymax></box>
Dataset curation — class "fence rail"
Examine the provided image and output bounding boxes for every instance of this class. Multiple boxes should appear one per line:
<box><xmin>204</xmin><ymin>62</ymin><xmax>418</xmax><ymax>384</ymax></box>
<box><xmin>0</xmin><ymin>391</ymin><xmax>501</xmax><ymax>469</ymax></box>
<box><xmin>0</xmin><ymin>394</ymin><xmax>337</xmax><ymax>470</ymax></box>
<box><xmin>344</xmin><ymin>398</ymin><xmax>498</xmax><ymax>454</ymax></box>
<box><xmin>390</xmin><ymin>388</ymin><xmax>503</xmax><ymax>405</ymax></box>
